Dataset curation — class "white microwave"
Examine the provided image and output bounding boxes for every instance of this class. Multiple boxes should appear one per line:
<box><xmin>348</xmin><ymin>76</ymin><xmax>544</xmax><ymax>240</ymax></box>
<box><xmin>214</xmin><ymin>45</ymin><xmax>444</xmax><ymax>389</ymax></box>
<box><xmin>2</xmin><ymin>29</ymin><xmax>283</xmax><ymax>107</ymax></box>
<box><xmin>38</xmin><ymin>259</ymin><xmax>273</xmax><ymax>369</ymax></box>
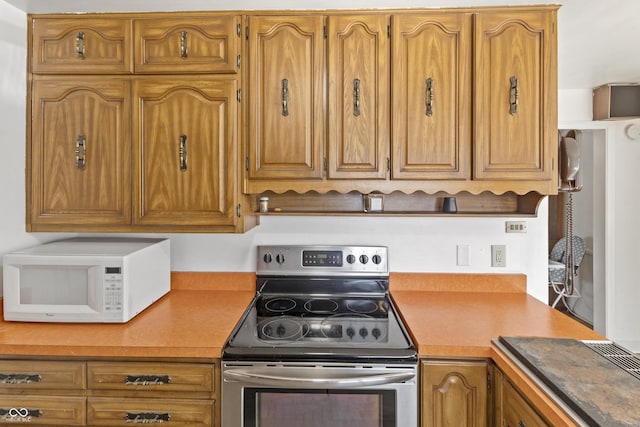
<box><xmin>2</xmin><ymin>238</ymin><xmax>170</xmax><ymax>323</ymax></box>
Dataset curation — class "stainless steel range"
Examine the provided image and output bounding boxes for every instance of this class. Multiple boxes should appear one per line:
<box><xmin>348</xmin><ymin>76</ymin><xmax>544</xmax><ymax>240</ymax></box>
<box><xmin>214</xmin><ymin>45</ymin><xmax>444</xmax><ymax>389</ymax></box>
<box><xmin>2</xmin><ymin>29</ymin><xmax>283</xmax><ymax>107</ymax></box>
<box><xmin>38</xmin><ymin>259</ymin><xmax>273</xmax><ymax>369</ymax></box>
<box><xmin>222</xmin><ymin>245</ymin><xmax>417</xmax><ymax>427</ymax></box>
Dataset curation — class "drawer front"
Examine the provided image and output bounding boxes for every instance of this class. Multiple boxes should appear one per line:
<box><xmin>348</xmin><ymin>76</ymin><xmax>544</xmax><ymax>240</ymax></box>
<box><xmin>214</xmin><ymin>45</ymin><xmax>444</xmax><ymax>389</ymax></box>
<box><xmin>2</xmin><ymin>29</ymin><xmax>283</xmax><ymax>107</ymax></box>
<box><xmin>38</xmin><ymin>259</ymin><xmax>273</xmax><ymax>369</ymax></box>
<box><xmin>504</xmin><ymin>381</ymin><xmax>550</xmax><ymax>427</ymax></box>
<box><xmin>0</xmin><ymin>360</ymin><xmax>85</xmax><ymax>390</ymax></box>
<box><xmin>0</xmin><ymin>396</ymin><xmax>85</xmax><ymax>425</ymax></box>
<box><xmin>32</xmin><ymin>17</ymin><xmax>132</xmax><ymax>74</ymax></box>
<box><xmin>87</xmin><ymin>398</ymin><xmax>213</xmax><ymax>426</ymax></box>
<box><xmin>134</xmin><ymin>15</ymin><xmax>240</xmax><ymax>73</ymax></box>
<box><xmin>87</xmin><ymin>362</ymin><xmax>214</xmax><ymax>393</ymax></box>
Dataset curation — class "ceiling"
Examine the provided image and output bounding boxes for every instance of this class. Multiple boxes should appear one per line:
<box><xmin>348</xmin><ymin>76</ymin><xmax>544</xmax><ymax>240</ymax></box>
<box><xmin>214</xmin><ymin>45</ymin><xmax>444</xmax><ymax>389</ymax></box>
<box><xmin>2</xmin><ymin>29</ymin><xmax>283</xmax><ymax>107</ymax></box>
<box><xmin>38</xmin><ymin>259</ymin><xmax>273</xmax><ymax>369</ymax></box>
<box><xmin>4</xmin><ymin>0</ymin><xmax>640</xmax><ymax>90</ymax></box>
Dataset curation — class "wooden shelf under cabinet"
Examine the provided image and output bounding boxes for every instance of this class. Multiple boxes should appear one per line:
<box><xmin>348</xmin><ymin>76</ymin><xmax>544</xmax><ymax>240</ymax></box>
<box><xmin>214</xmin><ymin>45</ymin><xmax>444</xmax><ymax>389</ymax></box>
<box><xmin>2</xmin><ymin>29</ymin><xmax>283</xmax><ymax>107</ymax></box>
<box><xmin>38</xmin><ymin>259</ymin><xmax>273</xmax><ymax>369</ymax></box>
<box><xmin>252</xmin><ymin>191</ymin><xmax>544</xmax><ymax>217</ymax></box>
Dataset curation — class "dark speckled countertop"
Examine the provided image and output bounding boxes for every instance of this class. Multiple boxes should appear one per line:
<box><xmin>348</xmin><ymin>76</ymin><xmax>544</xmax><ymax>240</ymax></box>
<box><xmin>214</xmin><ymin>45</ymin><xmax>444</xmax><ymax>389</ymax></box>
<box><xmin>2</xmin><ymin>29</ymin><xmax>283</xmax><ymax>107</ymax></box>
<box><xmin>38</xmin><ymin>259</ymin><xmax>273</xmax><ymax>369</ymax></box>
<box><xmin>498</xmin><ymin>337</ymin><xmax>640</xmax><ymax>427</ymax></box>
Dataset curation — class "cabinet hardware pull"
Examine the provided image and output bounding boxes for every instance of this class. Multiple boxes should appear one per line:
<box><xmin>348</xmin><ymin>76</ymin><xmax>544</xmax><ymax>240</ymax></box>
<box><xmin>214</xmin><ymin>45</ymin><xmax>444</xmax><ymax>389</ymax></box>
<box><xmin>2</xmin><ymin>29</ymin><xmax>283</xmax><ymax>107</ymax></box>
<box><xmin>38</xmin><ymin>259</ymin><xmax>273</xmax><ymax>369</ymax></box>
<box><xmin>518</xmin><ymin>421</ymin><xmax>527</xmax><ymax>427</ymax></box>
<box><xmin>75</xmin><ymin>135</ymin><xmax>86</xmax><ymax>171</ymax></box>
<box><xmin>510</xmin><ymin>75</ymin><xmax>519</xmax><ymax>115</ymax></box>
<box><xmin>0</xmin><ymin>407</ymin><xmax>42</xmax><ymax>422</ymax></box>
<box><xmin>179</xmin><ymin>135</ymin><xmax>188</xmax><ymax>172</ymax></box>
<box><xmin>125</xmin><ymin>412</ymin><xmax>171</xmax><ymax>423</ymax></box>
<box><xmin>353</xmin><ymin>78</ymin><xmax>361</xmax><ymax>117</ymax></box>
<box><xmin>425</xmin><ymin>77</ymin><xmax>434</xmax><ymax>116</ymax></box>
<box><xmin>76</xmin><ymin>32</ymin><xmax>85</xmax><ymax>59</ymax></box>
<box><xmin>281</xmin><ymin>78</ymin><xmax>289</xmax><ymax>117</ymax></box>
<box><xmin>125</xmin><ymin>374</ymin><xmax>171</xmax><ymax>386</ymax></box>
<box><xmin>0</xmin><ymin>373</ymin><xmax>42</xmax><ymax>384</ymax></box>
<box><xmin>180</xmin><ymin>31</ymin><xmax>188</xmax><ymax>58</ymax></box>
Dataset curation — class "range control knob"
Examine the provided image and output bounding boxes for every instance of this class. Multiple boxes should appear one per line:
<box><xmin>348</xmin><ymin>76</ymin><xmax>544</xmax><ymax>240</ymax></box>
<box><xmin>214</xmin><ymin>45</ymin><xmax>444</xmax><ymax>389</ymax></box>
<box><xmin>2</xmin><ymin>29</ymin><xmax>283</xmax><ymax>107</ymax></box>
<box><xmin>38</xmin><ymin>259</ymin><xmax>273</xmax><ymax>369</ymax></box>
<box><xmin>263</xmin><ymin>253</ymin><xmax>273</xmax><ymax>264</ymax></box>
<box><xmin>359</xmin><ymin>254</ymin><xmax>369</xmax><ymax>264</ymax></box>
<box><xmin>276</xmin><ymin>254</ymin><xmax>285</xmax><ymax>264</ymax></box>
<box><xmin>359</xmin><ymin>328</ymin><xmax>369</xmax><ymax>339</ymax></box>
<box><xmin>372</xmin><ymin>255</ymin><xmax>382</xmax><ymax>265</ymax></box>
<box><xmin>346</xmin><ymin>254</ymin><xmax>356</xmax><ymax>264</ymax></box>
<box><xmin>346</xmin><ymin>327</ymin><xmax>355</xmax><ymax>339</ymax></box>
<box><xmin>372</xmin><ymin>328</ymin><xmax>381</xmax><ymax>339</ymax></box>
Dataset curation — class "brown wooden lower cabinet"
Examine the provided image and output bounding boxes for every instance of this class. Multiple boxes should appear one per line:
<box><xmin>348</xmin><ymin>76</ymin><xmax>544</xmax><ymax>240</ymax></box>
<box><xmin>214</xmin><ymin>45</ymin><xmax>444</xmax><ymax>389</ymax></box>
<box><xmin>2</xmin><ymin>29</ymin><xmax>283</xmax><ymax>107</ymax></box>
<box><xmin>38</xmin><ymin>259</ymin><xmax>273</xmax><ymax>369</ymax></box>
<box><xmin>0</xmin><ymin>396</ymin><xmax>85</xmax><ymax>425</ymax></box>
<box><xmin>421</xmin><ymin>358</ymin><xmax>488</xmax><ymax>427</ymax></box>
<box><xmin>87</xmin><ymin>398</ymin><xmax>214</xmax><ymax>426</ymax></box>
<box><xmin>0</xmin><ymin>358</ymin><xmax>219</xmax><ymax>427</ymax></box>
<box><xmin>491</xmin><ymin>364</ymin><xmax>551</xmax><ymax>427</ymax></box>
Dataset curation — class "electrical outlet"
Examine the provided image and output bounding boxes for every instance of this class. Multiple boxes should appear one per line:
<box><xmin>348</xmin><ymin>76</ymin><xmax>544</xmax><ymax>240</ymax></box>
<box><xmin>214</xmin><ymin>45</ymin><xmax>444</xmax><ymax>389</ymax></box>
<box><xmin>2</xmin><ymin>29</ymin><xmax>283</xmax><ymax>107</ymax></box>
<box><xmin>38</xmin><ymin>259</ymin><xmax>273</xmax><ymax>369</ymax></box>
<box><xmin>491</xmin><ymin>245</ymin><xmax>506</xmax><ymax>267</ymax></box>
<box><xmin>505</xmin><ymin>221</ymin><xmax>527</xmax><ymax>233</ymax></box>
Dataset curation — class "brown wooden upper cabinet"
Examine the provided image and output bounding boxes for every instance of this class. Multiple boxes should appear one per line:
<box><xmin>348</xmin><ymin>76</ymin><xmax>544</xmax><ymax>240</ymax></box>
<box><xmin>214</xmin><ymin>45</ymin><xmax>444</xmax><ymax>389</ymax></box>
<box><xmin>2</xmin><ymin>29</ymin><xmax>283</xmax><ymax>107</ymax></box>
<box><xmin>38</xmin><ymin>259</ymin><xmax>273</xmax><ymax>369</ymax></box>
<box><xmin>132</xmin><ymin>77</ymin><xmax>238</xmax><ymax>228</ymax></box>
<box><xmin>327</xmin><ymin>15</ymin><xmax>390</xmax><ymax>180</ymax></box>
<box><xmin>134</xmin><ymin>15</ymin><xmax>240</xmax><ymax>74</ymax></box>
<box><xmin>246</xmin><ymin>15</ymin><xmax>325</xmax><ymax>181</ymax></box>
<box><xmin>473</xmin><ymin>9</ymin><xmax>557</xmax><ymax>181</ymax></box>
<box><xmin>29</xmin><ymin>78</ymin><xmax>132</xmax><ymax>227</ymax></box>
<box><xmin>245</xmin><ymin>6</ymin><xmax>558</xmax><ymax>196</ymax></box>
<box><xmin>391</xmin><ymin>12</ymin><xmax>472</xmax><ymax>181</ymax></box>
<box><xmin>31</xmin><ymin>17</ymin><xmax>133</xmax><ymax>74</ymax></box>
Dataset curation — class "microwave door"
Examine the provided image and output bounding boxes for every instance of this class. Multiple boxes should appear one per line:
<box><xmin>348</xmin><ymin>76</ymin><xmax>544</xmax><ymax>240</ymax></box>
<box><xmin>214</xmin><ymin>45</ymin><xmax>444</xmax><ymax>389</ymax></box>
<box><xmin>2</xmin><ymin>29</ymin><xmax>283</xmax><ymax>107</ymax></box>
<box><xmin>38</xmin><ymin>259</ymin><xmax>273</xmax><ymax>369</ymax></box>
<box><xmin>4</xmin><ymin>264</ymin><xmax>104</xmax><ymax>322</ymax></box>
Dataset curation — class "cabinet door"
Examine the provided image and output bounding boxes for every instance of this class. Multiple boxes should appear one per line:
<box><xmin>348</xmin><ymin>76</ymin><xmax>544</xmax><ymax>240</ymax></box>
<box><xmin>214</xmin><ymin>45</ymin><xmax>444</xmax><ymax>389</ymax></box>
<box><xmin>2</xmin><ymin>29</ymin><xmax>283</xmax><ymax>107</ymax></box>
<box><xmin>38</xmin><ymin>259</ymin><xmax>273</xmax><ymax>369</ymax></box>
<box><xmin>392</xmin><ymin>13</ymin><xmax>471</xmax><ymax>180</ymax></box>
<box><xmin>247</xmin><ymin>16</ymin><xmax>325</xmax><ymax>180</ymax></box>
<box><xmin>31</xmin><ymin>17</ymin><xmax>132</xmax><ymax>74</ymax></box>
<box><xmin>474</xmin><ymin>10</ymin><xmax>557</xmax><ymax>181</ymax></box>
<box><xmin>327</xmin><ymin>15</ymin><xmax>389</xmax><ymax>179</ymax></box>
<box><xmin>134</xmin><ymin>15</ymin><xmax>240</xmax><ymax>74</ymax></box>
<box><xmin>503</xmin><ymin>381</ymin><xmax>550</xmax><ymax>427</ymax></box>
<box><xmin>133</xmin><ymin>77</ymin><xmax>237</xmax><ymax>227</ymax></box>
<box><xmin>421</xmin><ymin>359</ymin><xmax>488</xmax><ymax>427</ymax></box>
<box><xmin>30</xmin><ymin>78</ymin><xmax>132</xmax><ymax>228</ymax></box>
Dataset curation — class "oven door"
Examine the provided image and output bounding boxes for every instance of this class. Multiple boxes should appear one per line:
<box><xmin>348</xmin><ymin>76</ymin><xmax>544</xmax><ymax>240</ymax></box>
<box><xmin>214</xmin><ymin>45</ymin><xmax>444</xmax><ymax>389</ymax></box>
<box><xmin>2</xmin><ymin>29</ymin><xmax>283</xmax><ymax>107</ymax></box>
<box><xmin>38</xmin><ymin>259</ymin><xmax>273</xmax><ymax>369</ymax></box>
<box><xmin>221</xmin><ymin>362</ymin><xmax>417</xmax><ymax>427</ymax></box>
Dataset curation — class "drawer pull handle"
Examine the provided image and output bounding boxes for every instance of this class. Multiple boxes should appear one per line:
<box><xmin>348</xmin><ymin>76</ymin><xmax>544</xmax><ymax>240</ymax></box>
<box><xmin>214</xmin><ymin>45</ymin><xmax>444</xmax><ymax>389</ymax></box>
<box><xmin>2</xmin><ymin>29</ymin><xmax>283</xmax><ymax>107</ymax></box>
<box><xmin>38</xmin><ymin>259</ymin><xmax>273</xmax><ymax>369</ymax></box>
<box><xmin>76</xmin><ymin>32</ymin><xmax>85</xmax><ymax>59</ymax></box>
<box><xmin>425</xmin><ymin>77</ymin><xmax>434</xmax><ymax>116</ymax></box>
<box><xmin>518</xmin><ymin>421</ymin><xmax>527</xmax><ymax>427</ymax></box>
<box><xmin>0</xmin><ymin>407</ymin><xmax>42</xmax><ymax>422</ymax></box>
<box><xmin>75</xmin><ymin>134</ymin><xmax>86</xmax><ymax>171</ymax></box>
<box><xmin>0</xmin><ymin>373</ymin><xmax>42</xmax><ymax>384</ymax></box>
<box><xmin>509</xmin><ymin>75</ymin><xmax>519</xmax><ymax>115</ymax></box>
<box><xmin>180</xmin><ymin>31</ymin><xmax>188</xmax><ymax>58</ymax></box>
<box><xmin>125</xmin><ymin>374</ymin><xmax>171</xmax><ymax>386</ymax></box>
<box><xmin>353</xmin><ymin>78</ymin><xmax>361</xmax><ymax>117</ymax></box>
<box><xmin>125</xmin><ymin>412</ymin><xmax>171</xmax><ymax>423</ymax></box>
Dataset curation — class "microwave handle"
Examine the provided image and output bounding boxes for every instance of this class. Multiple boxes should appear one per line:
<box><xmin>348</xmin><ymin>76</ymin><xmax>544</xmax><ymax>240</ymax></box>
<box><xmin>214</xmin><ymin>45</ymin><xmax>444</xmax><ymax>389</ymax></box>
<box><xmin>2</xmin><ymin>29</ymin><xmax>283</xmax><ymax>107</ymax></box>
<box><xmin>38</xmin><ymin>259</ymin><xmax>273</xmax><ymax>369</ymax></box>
<box><xmin>223</xmin><ymin>369</ymin><xmax>415</xmax><ymax>388</ymax></box>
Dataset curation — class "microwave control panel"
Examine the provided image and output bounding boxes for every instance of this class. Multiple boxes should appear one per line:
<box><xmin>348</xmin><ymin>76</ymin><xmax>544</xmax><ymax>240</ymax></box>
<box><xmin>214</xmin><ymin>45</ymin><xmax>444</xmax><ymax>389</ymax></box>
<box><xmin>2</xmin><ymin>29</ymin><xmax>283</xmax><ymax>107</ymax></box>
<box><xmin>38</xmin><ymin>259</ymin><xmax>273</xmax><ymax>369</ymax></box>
<box><xmin>104</xmin><ymin>267</ymin><xmax>123</xmax><ymax>312</ymax></box>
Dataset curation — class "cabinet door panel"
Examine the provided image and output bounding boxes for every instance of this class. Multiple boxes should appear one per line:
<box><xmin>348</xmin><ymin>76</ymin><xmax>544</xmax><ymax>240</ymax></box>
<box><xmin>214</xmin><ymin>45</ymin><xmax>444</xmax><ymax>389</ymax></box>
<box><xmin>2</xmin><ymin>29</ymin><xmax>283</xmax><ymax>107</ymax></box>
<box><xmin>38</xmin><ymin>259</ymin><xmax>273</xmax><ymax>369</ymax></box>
<box><xmin>474</xmin><ymin>10</ymin><xmax>556</xmax><ymax>180</ymax></box>
<box><xmin>421</xmin><ymin>359</ymin><xmax>487</xmax><ymax>427</ymax></box>
<box><xmin>392</xmin><ymin>13</ymin><xmax>471</xmax><ymax>180</ymax></box>
<box><xmin>133</xmin><ymin>78</ymin><xmax>237</xmax><ymax>226</ymax></box>
<box><xmin>32</xmin><ymin>17</ymin><xmax>132</xmax><ymax>74</ymax></box>
<box><xmin>248</xmin><ymin>16</ymin><xmax>324</xmax><ymax>179</ymax></box>
<box><xmin>134</xmin><ymin>15</ymin><xmax>240</xmax><ymax>73</ymax></box>
<box><xmin>327</xmin><ymin>15</ymin><xmax>389</xmax><ymax>179</ymax></box>
<box><xmin>30</xmin><ymin>78</ymin><xmax>132</xmax><ymax>226</ymax></box>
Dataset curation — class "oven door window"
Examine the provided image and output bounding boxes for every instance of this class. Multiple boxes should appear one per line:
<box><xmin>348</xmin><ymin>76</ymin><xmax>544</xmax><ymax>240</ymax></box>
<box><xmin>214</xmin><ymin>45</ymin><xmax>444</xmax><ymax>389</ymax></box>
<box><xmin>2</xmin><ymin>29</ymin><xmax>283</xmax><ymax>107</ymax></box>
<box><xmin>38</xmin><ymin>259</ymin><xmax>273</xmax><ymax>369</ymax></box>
<box><xmin>244</xmin><ymin>388</ymin><xmax>395</xmax><ymax>427</ymax></box>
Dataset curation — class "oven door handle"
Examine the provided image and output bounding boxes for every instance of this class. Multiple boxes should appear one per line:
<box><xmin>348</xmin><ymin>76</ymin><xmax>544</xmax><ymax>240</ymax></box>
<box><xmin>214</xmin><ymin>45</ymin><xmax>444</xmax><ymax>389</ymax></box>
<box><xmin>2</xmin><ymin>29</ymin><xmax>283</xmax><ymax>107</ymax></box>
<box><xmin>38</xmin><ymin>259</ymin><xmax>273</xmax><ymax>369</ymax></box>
<box><xmin>223</xmin><ymin>369</ymin><xmax>415</xmax><ymax>388</ymax></box>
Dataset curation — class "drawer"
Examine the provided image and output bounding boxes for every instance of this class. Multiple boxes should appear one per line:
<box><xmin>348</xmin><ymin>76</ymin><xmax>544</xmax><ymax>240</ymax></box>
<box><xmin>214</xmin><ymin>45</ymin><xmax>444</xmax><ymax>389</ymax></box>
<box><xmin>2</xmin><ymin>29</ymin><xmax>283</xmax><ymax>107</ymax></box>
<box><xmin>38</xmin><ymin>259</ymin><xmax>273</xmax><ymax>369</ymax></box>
<box><xmin>504</xmin><ymin>380</ymin><xmax>550</xmax><ymax>427</ymax></box>
<box><xmin>87</xmin><ymin>398</ymin><xmax>213</xmax><ymax>426</ymax></box>
<box><xmin>0</xmin><ymin>360</ymin><xmax>85</xmax><ymax>390</ymax></box>
<box><xmin>31</xmin><ymin>17</ymin><xmax>133</xmax><ymax>74</ymax></box>
<box><xmin>0</xmin><ymin>396</ymin><xmax>85</xmax><ymax>425</ymax></box>
<box><xmin>87</xmin><ymin>362</ymin><xmax>214</xmax><ymax>393</ymax></box>
<box><xmin>134</xmin><ymin>15</ymin><xmax>240</xmax><ymax>73</ymax></box>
